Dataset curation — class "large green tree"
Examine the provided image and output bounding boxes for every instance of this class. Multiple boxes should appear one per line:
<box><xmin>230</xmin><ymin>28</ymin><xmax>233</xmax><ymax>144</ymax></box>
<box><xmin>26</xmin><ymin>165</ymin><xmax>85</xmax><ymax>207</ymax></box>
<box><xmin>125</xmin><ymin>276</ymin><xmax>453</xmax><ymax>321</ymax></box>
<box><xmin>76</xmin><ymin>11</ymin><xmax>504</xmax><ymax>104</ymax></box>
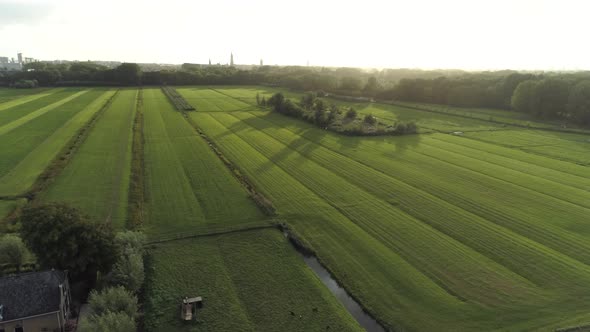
<box><xmin>511</xmin><ymin>80</ymin><xmax>539</xmax><ymax>114</ymax></box>
<box><xmin>567</xmin><ymin>80</ymin><xmax>590</xmax><ymax>125</ymax></box>
<box><xmin>19</xmin><ymin>203</ymin><xmax>117</xmax><ymax>280</ymax></box>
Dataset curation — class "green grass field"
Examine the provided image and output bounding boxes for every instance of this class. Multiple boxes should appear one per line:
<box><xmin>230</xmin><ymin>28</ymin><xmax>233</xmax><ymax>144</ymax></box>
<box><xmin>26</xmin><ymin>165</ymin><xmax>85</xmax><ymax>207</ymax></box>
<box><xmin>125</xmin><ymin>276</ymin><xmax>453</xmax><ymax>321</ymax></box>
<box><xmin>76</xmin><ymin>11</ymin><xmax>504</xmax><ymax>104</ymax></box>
<box><xmin>144</xmin><ymin>229</ymin><xmax>361</xmax><ymax>332</ymax></box>
<box><xmin>42</xmin><ymin>89</ymin><xmax>135</xmax><ymax>228</ymax></box>
<box><xmin>182</xmin><ymin>87</ymin><xmax>590</xmax><ymax>331</ymax></box>
<box><xmin>141</xmin><ymin>88</ymin><xmax>358</xmax><ymax>331</ymax></box>
<box><xmin>0</xmin><ymin>89</ymin><xmax>109</xmax><ymax>196</ymax></box>
<box><xmin>2</xmin><ymin>86</ymin><xmax>589</xmax><ymax>331</ymax></box>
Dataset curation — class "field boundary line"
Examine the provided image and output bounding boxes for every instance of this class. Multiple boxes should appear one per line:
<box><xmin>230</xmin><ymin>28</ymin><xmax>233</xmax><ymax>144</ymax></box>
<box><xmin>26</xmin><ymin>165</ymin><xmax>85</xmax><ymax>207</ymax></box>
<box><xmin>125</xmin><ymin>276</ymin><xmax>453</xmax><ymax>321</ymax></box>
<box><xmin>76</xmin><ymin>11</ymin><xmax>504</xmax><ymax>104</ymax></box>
<box><xmin>127</xmin><ymin>88</ymin><xmax>145</xmax><ymax>229</ymax></box>
<box><xmin>145</xmin><ymin>224</ymin><xmax>277</xmax><ymax>245</ymax></box>
<box><xmin>179</xmin><ymin>105</ymin><xmax>277</xmax><ymax>216</ymax></box>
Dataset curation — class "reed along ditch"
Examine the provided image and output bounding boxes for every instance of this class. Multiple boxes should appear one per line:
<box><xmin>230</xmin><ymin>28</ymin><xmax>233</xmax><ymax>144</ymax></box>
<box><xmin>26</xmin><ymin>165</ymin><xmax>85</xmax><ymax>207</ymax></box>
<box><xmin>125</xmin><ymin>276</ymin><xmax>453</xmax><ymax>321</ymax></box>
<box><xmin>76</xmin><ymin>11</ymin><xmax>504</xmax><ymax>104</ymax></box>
<box><xmin>282</xmin><ymin>229</ymin><xmax>387</xmax><ymax>332</ymax></box>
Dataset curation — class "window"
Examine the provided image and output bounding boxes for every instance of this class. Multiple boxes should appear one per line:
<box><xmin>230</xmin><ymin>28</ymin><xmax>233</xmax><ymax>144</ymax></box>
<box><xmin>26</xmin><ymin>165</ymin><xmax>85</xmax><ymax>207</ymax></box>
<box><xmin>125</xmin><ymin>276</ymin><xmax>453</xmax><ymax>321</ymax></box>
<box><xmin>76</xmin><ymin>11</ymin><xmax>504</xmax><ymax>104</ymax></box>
<box><xmin>14</xmin><ymin>327</ymin><xmax>23</xmax><ymax>332</ymax></box>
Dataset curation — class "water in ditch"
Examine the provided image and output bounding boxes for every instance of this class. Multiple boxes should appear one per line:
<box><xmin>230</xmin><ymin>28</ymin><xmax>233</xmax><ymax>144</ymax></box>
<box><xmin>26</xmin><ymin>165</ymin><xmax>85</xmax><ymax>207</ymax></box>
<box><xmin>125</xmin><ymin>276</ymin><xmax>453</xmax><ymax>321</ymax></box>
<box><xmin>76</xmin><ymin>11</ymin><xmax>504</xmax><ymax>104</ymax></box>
<box><xmin>284</xmin><ymin>231</ymin><xmax>387</xmax><ymax>332</ymax></box>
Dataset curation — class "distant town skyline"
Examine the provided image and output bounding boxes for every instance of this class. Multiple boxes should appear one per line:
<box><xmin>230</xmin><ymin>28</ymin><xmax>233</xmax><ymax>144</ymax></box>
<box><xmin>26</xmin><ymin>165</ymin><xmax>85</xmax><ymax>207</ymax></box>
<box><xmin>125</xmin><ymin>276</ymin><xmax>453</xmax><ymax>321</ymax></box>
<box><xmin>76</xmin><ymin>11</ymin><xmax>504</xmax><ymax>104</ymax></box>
<box><xmin>1</xmin><ymin>0</ymin><xmax>589</xmax><ymax>71</ymax></box>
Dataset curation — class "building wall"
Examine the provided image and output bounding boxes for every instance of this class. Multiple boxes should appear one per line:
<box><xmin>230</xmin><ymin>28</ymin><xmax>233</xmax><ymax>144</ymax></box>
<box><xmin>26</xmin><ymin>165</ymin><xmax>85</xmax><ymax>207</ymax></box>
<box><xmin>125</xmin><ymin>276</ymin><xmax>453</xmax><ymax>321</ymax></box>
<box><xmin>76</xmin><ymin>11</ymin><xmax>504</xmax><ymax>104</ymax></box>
<box><xmin>0</xmin><ymin>312</ymin><xmax>61</xmax><ymax>332</ymax></box>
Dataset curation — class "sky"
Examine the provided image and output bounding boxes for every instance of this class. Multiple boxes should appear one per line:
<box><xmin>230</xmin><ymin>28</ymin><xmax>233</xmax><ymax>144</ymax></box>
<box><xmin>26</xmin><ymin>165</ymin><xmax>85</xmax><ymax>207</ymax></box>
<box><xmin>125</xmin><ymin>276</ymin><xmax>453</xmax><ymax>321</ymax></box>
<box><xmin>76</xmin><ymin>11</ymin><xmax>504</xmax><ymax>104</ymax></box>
<box><xmin>0</xmin><ymin>0</ymin><xmax>589</xmax><ymax>71</ymax></box>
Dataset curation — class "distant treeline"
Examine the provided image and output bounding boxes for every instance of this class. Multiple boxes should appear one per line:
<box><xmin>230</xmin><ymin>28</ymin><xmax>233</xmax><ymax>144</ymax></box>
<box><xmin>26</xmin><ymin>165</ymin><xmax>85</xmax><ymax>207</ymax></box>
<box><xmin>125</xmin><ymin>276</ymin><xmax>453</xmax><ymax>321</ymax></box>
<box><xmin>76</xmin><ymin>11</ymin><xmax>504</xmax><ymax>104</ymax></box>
<box><xmin>2</xmin><ymin>62</ymin><xmax>589</xmax><ymax>125</ymax></box>
<box><xmin>266</xmin><ymin>92</ymin><xmax>417</xmax><ymax>136</ymax></box>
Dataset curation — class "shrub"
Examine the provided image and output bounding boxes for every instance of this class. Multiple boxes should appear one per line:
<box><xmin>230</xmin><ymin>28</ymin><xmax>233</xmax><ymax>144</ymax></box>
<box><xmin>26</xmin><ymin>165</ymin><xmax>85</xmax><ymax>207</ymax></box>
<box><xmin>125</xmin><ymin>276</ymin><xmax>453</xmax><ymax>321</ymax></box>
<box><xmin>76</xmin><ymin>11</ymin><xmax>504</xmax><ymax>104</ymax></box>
<box><xmin>346</xmin><ymin>108</ymin><xmax>357</xmax><ymax>119</ymax></box>
<box><xmin>115</xmin><ymin>231</ymin><xmax>146</xmax><ymax>255</ymax></box>
<box><xmin>78</xmin><ymin>311</ymin><xmax>136</xmax><ymax>332</ymax></box>
<box><xmin>363</xmin><ymin>114</ymin><xmax>377</xmax><ymax>125</ymax></box>
<box><xmin>88</xmin><ymin>286</ymin><xmax>138</xmax><ymax>318</ymax></box>
<box><xmin>0</xmin><ymin>234</ymin><xmax>31</xmax><ymax>272</ymax></box>
<box><xmin>110</xmin><ymin>252</ymin><xmax>144</xmax><ymax>293</ymax></box>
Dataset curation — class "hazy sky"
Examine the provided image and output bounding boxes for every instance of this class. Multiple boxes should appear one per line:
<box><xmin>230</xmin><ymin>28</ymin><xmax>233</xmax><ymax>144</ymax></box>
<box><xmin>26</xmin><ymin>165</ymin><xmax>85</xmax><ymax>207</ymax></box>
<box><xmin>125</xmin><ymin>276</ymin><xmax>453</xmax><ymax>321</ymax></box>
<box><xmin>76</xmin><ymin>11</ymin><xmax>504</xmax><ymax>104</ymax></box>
<box><xmin>0</xmin><ymin>0</ymin><xmax>588</xmax><ymax>70</ymax></box>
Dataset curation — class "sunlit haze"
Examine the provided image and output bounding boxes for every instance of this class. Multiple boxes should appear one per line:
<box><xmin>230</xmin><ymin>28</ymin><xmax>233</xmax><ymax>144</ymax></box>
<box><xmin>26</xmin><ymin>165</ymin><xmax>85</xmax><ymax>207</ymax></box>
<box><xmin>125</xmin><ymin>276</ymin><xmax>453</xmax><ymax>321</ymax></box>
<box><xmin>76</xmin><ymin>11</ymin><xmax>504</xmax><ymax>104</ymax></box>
<box><xmin>1</xmin><ymin>0</ymin><xmax>589</xmax><ymax>70</ymax></box>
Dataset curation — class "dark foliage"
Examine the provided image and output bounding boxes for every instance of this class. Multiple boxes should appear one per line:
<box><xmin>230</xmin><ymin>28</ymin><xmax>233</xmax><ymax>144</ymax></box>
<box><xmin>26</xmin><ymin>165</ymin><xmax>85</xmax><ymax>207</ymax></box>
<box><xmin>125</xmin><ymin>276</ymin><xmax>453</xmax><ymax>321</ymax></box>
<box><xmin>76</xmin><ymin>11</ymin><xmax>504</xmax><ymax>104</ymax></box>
<box><xmin>20</xmin><ymin>203</ymin><xmax>118</xmax><ymax>281</ymax></box>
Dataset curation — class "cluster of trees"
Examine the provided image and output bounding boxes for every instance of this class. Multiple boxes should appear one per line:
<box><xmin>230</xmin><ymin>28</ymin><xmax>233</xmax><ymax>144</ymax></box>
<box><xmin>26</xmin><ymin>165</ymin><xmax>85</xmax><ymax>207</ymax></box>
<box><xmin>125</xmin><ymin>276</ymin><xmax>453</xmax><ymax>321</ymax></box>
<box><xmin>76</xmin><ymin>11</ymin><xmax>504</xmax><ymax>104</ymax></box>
<box><xmin>3</xmin><ymin>61</ymin><xmax>589</xmax><ymax>126</ymax></box>
<box><xmin>0</xmin><ymin>62</ymin><xmax>142</xmax><ymax>86</ymax></box>
<box><xmin>266</xmin><ymin>92</ymin><xmax>417</xmax><ymax>136</ymax></box>
<box><xmin>511</xmin><ymin>78</ymin><xmax>590</xmax><ymax>125</ymax></box>
<box><xmin>79</xmin><ymin>286</ymin><xmax>138</xmax><ymax>332</ymax></box>
<box><xmin>16</xmin><ymin>203</ymin><xmax>147</xmax><ymax>330</ymax></box>
<box><xmin>376</xmin><ymin>72</ymin><xmax>590</xmax><ymax>126</ymax></box>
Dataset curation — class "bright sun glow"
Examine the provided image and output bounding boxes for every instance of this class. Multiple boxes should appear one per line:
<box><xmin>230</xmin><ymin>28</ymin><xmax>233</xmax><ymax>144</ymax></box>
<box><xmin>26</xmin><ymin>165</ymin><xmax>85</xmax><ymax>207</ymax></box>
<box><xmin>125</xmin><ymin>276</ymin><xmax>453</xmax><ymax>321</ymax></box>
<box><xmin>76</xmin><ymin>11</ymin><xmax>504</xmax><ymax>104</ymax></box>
<box><xmin>0</xmin><ymin>0</ymin><xmax>589</xmax><ymax>70</ymax></box>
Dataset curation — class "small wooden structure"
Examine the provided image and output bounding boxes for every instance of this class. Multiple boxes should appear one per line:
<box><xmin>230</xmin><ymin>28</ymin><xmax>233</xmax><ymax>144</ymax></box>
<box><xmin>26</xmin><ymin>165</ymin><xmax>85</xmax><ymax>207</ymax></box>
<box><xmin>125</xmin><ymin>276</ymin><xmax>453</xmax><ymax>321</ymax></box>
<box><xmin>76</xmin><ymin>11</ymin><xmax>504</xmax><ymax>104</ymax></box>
<box><xmin>180</xmin><ymin>296</ymin><xmax>203</xmax><ymax>321</ymax></box>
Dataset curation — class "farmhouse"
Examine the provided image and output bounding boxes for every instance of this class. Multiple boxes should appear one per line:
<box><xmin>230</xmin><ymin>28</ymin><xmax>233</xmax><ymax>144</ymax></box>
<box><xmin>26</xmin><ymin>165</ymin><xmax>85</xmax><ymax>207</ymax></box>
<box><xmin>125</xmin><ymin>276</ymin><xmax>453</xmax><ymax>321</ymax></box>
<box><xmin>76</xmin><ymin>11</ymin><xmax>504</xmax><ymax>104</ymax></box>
<box><xmin>0</xmin><ymin>270</ymin><xmax>71</xmax><ymax>332</ymax></box>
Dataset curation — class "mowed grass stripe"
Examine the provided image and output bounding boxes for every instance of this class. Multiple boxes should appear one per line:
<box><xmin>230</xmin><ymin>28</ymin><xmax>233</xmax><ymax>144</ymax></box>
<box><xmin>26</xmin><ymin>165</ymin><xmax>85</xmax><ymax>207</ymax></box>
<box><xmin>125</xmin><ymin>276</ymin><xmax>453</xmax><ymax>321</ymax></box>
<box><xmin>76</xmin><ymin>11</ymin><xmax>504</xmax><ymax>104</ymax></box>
<box><xmin>0</xmin><ymin>90</ymin><xmax>115</xmax><ymax>196</ymax></box>
<box><xmin>464</xmin><ymin>130</ymin><xmax>590</xmax><ymax>165</ymax></box>
<box><xmin>0</xmin><ymin>89</ymin><xmax>77</xmax><ymax>126</ymax></box>
<box><xmin>0</xmin><ymin>89</ymin><xmax>61</xmax><ymax>112</ymax></box>
<box><xmin>416</xmin><ymin>135</ymin><xmax>590</xmax><ymax>201</ymax></box>
<box><xmin>0</xmin><ymin>90</ymin><xmax>88</xmax><ymax>135</ymax></box>
<box><xmin>153</xmin><ymin>95</ymin><xmax>263</xmax><ymax>225</ymax></box>
<box><xmin>226</xmin><ymin>111</ymin><xmax>590</xmax><ymax>293</ymax></box>
<box><xmin>192</xmin><ymin>112</ymin><xmax>469</xmax><ymax>332</ymax></box>
<box><xmin>255</xmin><ymin>111</ymin><xmax>590</xmax><ymax>267</ymax></box>
<box><xmin>0</xmin><ymin>90</ymin><xmax>103</xmax><ymax>179</ymax></box>
<box><xmin>143</xmin><ymin>88</ymin><xmax>205</xmax><ymax>236</ymax></box>
<box><xmin>42</xmin><ymin>89</ymin><xmax>137</xmax><ymax>228</ymax></box>
<box><xmin>431</xmin><ymin>134</ymin><xmax>590</xmax><ymax>182</ymax></box>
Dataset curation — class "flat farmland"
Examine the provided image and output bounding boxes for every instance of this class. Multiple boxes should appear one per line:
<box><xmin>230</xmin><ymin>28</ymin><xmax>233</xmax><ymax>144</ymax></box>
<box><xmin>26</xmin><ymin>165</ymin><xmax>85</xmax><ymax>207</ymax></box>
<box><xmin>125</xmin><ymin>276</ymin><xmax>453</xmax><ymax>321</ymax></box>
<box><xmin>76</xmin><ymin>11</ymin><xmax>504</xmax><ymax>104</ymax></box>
<box><xmin>144</xmin><ymin>229</ymin><xmax>361</xmax><ymax>332</ymax></box>
<box><xmin>142</xmin><ymin>88</ymin><xmax>264</xmax><ymax>237</ymax></box>
<box><xmin>0</xmin><ymin>88</ymin><xmax>110</xmax><ymax>197</ymax></box>
<box><xmin>142</xmin><ymin>88</ymin><xmax>359</xmax><ymax>331</ymax></box>
<box><xmin>2</xmin><ymin>85</ymin><xmax>590</xmax><ymax>331</ymax></box>
<box><xmin>184</xmin><ymin>87</ymin><xmax>590</xmax><ymax>331</ymax></box>
<box><xmin>42</xmin><ymin>89</ymin><xmax>136</xmax><ymax>228</ymax></box>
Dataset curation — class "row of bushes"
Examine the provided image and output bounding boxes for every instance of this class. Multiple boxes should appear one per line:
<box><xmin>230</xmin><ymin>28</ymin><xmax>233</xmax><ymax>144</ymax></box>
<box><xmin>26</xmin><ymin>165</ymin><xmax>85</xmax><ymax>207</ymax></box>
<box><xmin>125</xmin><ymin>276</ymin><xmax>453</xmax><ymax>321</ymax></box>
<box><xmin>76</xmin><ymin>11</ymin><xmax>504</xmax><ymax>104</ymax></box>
<box><xmin>266</xmin><ymin>92</ymin><xmax>417</xmax><ymax>136</ymax></box>
<box><xmin>161</xmin><ymin>86</ymin><xmax>195</xmax><ymax>110</ymax></box>
<box><xmin>127</xmin><ymin>89</ymin><xmax>145</xmax><ymax>229</ymax></box>
<box><xmin>80</xmin><ymin>231</ymin><xmax>146</xmax><ymax>332</ymax></box>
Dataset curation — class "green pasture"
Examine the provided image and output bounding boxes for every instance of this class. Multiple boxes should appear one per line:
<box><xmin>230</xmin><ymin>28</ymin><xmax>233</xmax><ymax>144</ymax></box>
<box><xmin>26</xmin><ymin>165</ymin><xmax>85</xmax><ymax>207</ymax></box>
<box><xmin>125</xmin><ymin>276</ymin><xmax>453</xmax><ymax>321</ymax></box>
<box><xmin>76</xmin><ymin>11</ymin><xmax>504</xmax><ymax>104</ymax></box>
<box><xmin>0</xmin><ymin>89</ymin><xmax>105</xmax><ymax>187</ymax></box>
<box><xmin>144</xmin><ymin>229</ymin><xmax>361</xmax><ymax>332</ymax></box>
<box><xmin>42</xmin><ymin>89</ymin><xmax>135</xmax><ymax>228</ymax></box>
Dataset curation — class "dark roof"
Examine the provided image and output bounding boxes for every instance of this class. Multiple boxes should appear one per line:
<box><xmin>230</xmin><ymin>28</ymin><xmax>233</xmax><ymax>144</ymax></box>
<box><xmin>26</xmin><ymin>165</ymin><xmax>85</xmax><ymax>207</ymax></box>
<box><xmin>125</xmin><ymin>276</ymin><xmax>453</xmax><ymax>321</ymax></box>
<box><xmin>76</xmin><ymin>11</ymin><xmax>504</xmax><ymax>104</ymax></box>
<box><xmin>0</xmin><ymin>270</ymin><xmax>66</xmax><ymax>322</ymax></box>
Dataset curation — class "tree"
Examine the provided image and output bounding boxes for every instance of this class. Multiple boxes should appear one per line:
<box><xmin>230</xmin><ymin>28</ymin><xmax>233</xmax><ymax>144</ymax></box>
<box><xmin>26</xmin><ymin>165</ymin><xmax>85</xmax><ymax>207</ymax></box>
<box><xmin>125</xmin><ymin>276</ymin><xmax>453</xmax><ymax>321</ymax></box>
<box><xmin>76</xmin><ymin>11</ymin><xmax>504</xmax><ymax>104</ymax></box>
<box><xmin>110</xmin><ymin>252</ymin><xmax>144</xmax><ymax>293</ymax></box>
<box><xmin>87</xmin><ymin>286</ymin><xmax>138</xmax><ymax>318</ymax></box>
<box><xmin>110</xmin><ymin>231</ymin><xmax>146</xmax><ymax>293</ymax></box>
<box><xmin>78</xmin><ymin>311</ymin><xmax>136</xmax><ymax>332</ymax></box>
<box><xmin>0</xmin><ymin>234</ymin><xmax>31</xmax><ymax>272</ymax></box>
<box><xmin>113</xmin><ymin>63</ymin><xmax>141</xmax><ymax>85</ymax></box>
<box><xmin>567</xmin><ymin>80</ymin><xmax>590</xmax><ymax>125</ymax></box>
<box><xmin>363</xmin><ymin>114</ymin><xmax>377</xmax><ymax>125</ymax></box>
<box><xmin>19</xmin><ymin>203</ymin><xmax>118</xmax><ymax>280</ymax></box>
<box><xmin>345</xmin><ymin>108</ymin><xmax>357</xmax><ymax>119</ymax></box>
<box><xmin>340</xmin><ymin>76</ymin><xmax>362</xmax><ymax>91</ymax></box>
<box><xmin>532</xmin><ymin>78</ymin><xmax>571</xmax><ymax>118</ymax></box>
<box><xmin>511</xmin><ymin>80</ymin><xmax>539</xmax><ymax>114</ymax></box>
<box><xmin>364</xmin><ymin>76</ymin><xmax>379</xmax><ymax>95</ymax></box>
